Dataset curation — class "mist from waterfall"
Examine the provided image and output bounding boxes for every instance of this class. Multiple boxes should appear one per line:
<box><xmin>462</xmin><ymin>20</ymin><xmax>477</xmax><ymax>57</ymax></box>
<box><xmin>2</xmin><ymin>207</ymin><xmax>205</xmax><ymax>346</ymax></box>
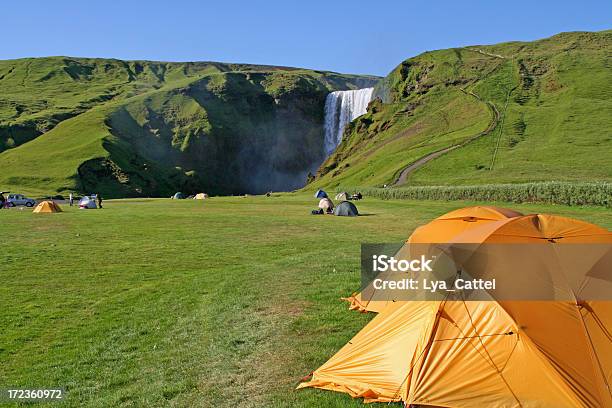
<box><xmin>323</xmin><ymin>87</ymin><xmax>374</xmax><ymax>156</ymax></box>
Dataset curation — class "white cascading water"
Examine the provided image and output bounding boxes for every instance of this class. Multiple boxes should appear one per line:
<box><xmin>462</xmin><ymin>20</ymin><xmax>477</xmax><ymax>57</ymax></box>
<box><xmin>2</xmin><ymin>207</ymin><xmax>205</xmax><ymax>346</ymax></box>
<box><xmin>323</xmin><ymin>87</ymin><xmax>374</xmax><ymax>155</ymax></box>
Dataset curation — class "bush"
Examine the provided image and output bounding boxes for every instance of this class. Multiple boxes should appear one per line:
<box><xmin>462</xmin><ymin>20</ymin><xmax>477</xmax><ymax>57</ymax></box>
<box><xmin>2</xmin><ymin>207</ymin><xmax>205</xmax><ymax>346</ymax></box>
<box><xmin>340</xmin><ymin>182</ymin><xmax>612</xmax><ymax>207</ymax></box>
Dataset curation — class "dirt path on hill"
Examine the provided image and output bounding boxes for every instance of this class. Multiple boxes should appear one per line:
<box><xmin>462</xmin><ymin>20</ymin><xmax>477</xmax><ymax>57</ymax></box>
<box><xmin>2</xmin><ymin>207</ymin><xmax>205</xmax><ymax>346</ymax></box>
<box><xmin>466</xmin><ymin>48</ymin><xmax>506</xmax><ymax>60</ymax></box>
<box><xmin>392</xmin><ymin>89</ymin><xmax>500</xmax><ymax>186</ymax></box>
<box><xmin>390</xmin><ymin>47</ymin><xmax>513</xmax><ymax>186</ymax></box>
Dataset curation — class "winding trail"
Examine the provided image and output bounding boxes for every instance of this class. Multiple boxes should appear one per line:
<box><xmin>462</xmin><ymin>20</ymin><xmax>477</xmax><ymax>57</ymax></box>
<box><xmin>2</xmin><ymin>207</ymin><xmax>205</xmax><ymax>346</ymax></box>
<box><xmin>392</xmin><ymin>89</ymin><xmax>500</xmax><ymax>186</ymax></box>
<box><xmin>391</xmin><ymin>47</ymin><xmax>514</xmax><ymax>186</ymax></box>
<box><xmin>489</xmin><ymin>85</ymin><xmax>518</xmax><ymax>170</ymax></box>
<box><xmin>466</xmin><ymin>48</ymin><xmax>507</xmax><ymax>60</ymax></box>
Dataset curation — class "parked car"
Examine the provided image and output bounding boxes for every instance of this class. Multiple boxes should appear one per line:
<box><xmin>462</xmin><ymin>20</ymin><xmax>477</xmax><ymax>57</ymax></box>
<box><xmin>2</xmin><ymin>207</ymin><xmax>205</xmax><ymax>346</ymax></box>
<box><xmin>7</xmin><ymin>194</ymin><xmax>36</xmax><ymax>207</ymax></box>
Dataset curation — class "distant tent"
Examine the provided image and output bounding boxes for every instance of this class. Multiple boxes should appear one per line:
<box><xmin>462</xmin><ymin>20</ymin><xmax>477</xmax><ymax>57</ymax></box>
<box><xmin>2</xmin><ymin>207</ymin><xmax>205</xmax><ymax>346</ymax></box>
<box><xmin>33</xmin><ymin>200</ymin><xmax>62</xmax><ymax>213</ymax></box>
<box><xmin>335</xmin><ymin>192</ymin><xmax>349</xmax><ymax>201</ymax></box>
<box><xmin>172</xmin><ymin>192</ymin><xmax>185</xmax><ymax>200</ymax></box>
<box><xmin>78</xmin><ymin>196</ymin><xmax>97</xmax><ymax>209</ymax></box>
<box><xmin>318</xmin><ymin>198</ymin><xmax>334</xmax><ymax>212</ymax></box>
<box><xmin>334</xmin><ymin>201</ymin><xmax>358</xmax><ymax>217</ymax></box>
<box><xmin>194</xmin><ymin>193</ymin><xmax>208</xmax><ymax>200</ymax></box>
<box><xmin>314</xmin><ymin>189</ymin><xmax>328</xmax><ymax>199</ymax></box>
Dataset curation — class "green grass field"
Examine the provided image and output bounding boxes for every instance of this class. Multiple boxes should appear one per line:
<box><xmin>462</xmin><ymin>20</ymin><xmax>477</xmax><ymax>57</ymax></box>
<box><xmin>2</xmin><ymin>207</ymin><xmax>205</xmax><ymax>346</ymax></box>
<box><xmin>1</xmin><ymin>195</ymin><xmax>611</xmax><ymax>407</ymax></box>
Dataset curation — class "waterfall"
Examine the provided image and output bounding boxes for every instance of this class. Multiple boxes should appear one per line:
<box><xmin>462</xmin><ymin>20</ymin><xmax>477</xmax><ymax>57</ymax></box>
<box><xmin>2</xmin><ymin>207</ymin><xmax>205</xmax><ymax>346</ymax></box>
<box><xmin>323</xmin><ymin>87</ymin><xmax>374</xmax><ymax>155</ymax></box>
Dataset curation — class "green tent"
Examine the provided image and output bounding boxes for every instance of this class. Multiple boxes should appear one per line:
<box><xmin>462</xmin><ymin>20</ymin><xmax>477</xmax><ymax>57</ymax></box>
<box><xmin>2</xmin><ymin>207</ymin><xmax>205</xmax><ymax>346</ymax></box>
<box><xmin>334</xmin><ymin>201</ymin><xmax>358</xmax><ymax>217</ymax></box>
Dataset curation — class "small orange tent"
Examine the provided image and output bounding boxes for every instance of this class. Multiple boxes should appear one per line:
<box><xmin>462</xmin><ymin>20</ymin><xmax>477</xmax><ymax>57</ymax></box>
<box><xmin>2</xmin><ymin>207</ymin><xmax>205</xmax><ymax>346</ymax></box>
<box><xmin>299</xmin><ymin>213</ymin><xmax>612</xmax><ymax>407</ymax></box>
<box><xmin>32</xmin><ymin>200</ymin><xmax>62</xmax><ymax>213</ymax></box>
<box><xmin>345</xmin><ymin>206</ymin><xmax>523</xmax><ymax>313</ymax></box>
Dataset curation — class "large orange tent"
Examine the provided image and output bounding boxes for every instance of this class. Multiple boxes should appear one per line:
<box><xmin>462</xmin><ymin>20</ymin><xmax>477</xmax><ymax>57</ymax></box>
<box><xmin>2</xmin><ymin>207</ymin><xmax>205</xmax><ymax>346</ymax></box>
<box><xmin>345</xmin><ymin>206</ymin><xmax>523</xmax><ymax>313</ymax></box>
<box><xmin>299</xmin><ymin>213</ymin><xmax>612</xmax><ymax>407</ymax></box>
<box><xmin>32</xmin><ymin>200</ymin><xmax>62</xmax><ymax>213</ymax></box>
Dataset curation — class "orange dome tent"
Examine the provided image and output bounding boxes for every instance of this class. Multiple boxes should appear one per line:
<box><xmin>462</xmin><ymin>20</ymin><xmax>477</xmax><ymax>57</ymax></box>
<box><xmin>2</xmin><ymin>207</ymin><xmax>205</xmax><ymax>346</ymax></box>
<box><xmin>32</xmin><ymin>200</ymin><xmax>62</xmax><ymax>213</ymax></box>
<box><xmin>408</xmin><ymin>206</ymin><xmax>523</xmax><ymax>243</ymax></box>
<box><xmin>300</xmin><ymin>213</ymin><xmax>612</xmax><ymax>407</ymax></box>
<box><xmin>345</xmin><ymin>206</ymin><xmax>523</xmax><ymax>313</ymax></box>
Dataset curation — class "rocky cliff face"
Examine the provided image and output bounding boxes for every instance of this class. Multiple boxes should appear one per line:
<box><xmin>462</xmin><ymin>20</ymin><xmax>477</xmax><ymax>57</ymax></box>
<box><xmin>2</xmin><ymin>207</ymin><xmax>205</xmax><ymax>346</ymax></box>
<box><xmin>0</xmin><ymin>57</ymin><xmax>378</xmax><ymax>196</ymax></box>
<box><xmin>97</xmin><ymin>71</ymin><xmax>379</xmax><ymax>195</ymax></box>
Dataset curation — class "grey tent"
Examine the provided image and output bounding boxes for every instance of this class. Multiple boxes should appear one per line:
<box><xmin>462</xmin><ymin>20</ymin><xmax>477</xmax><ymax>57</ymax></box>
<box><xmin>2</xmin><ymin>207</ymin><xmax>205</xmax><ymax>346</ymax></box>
<box><xmin>335</xmin><ymin>192</ymin><xmax>349</xmax><ymax>201</ymax></box>
<box><xmin>172</xmin><ymin>192</ymin><xmax>185</xmax><ymax>199</ymax></box>
<box><xmin>334</xmin><ymin>201</ymin><xmax>359</xmax><ymax>217</ymax></box>
<box><xmin>78</xmin><ymin>195</ymin><xmax>97</xmax><ymax>209</ymax></box>
<box><xmin>314</xmin><ymin>189</ymin><xmax>328</xmax><ymax>199</ymax></box>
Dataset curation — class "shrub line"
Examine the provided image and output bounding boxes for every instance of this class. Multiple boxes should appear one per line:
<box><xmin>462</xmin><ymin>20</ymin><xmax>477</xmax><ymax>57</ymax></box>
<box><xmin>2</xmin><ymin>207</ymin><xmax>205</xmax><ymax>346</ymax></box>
<box><xmin>338</xmin><ymin>182</ymin><xmax>612</xmax><ymax>207</ymax></box>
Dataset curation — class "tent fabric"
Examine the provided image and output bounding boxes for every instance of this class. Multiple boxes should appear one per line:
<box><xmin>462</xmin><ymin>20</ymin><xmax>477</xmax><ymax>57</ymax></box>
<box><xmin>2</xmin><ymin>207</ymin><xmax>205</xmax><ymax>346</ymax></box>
<box><xmin>194</xmin><ymin>193</ymin><xmax>208</xmax><ymax>199</ymax></box>
<box><xmin>300</xmin><ymin>300</ymin><xmax>593</xmax><ymax>406</ymax></box>
<box><xmin>346</xmin><ymin>206</ymin><xmax>522</xmax><ymax>313</ymax></box>
<box><xmin>33</xmin><ymin>200</ymin><xmax>62</xmax><ymax>213</ymax></box>
<box><xmin>78</xmin><ymin>196</ymin><xmax>97</xmax><ymax>209</ymax></box>
<box><xmin>436</xmin><ymin>206</ymin><xmax>523</xmax><ymax>221</ymax></box>
<box><xmin>334</xmin><ymin>201</ymin><xmax>358</xmax><ymax>217</ymax></box>
<box><xmin>318</xmin><ymin>198</ymin><xmax>334</xmax><ymax>212</ymax></box>
<box><xmin>408</xmin><ymin>206</ymin><xmax>523</xmax><ymax>244</ymax></box>
<box><xmin>300</xmin><ymin>212</ymin><xmax>612</xmax><ymax>407</ymax></box>
<box><xmin>314</xmin><ymin>189</ymin><xmax>328</xmax><ymax>199</ymax></box>
<box><xmin>451</xmin><ymin>214</ymin><xmax>611</xmax><ymax>244</ymax></box>
<box><xmin>172</xmin><ymin>192</ymin><xmax>185</xmax><ymax>199</ymax></box>
<box><xmin>335</xmin><ymin>192</ymin><xmax>349</xmax><ymax>201</ymax></box>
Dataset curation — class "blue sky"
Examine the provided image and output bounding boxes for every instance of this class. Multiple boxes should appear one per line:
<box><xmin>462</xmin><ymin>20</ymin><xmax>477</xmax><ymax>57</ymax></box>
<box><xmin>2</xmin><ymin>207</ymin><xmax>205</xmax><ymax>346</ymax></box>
<box><xmin>2</xmin><ymin>0</ymin><xmax>610</xmax><ymax>76</ymax></box>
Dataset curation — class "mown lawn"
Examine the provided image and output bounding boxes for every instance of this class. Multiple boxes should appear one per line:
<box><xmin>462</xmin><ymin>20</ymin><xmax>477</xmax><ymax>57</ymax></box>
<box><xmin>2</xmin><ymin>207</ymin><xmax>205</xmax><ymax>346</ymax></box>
<box><xmin>1</xmin><ymin>195</ymin><xmax>610</xmax><ymax>407</ymax></box>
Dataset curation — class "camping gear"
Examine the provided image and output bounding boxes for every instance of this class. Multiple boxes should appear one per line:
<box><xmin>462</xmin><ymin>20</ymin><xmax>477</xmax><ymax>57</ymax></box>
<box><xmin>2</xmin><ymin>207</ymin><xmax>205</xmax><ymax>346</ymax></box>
<box><xmin>311</xmin><ymin>209</ymin><xmax>324</xmax><ymax>215</ymax></box>
<box><xmin>194</xmin><ymin>193</ymin><xmax>208</xmax><ymax>199</ymax></box>
<box><xmin>172</xmin><ymin>192</ymin><xmax>185</xmax><ymax>199</ymax></box>
<box><xmin>78</xmin><ymin>196</ymin><xmax>97</xmax><ymax>209</ymax></box>
<box><xmin>345</xmin><ymin>206</ymin><xmax>523</xmax><ymax>313</ymax></box>
<box><xmin>318</xmin><ymin>198</ymin><xmax>334</xmax><ymax>212</ymax></box>
<box><xmin>333</xmin><ymin>201</ymin><xmax>358</xmax><ymax>217</ymax></box>
<box><xmin>299</xmin><ymin>213</ymin><xmax>612</xmax><ymax>406</ymax></box>
<box><xmin>33</xmin><ymin>201</ymin><xmax>62</xmax><ymax>213</ymax></box>
<box><xmin>314</xmin><ymin>189</ymin><xmax>328</xmax><ymax>199</ymax></box>
<box><xmin>335</xmin><ymin>192</ymin><xmax>349</xmax><ymax>201</ymax></box>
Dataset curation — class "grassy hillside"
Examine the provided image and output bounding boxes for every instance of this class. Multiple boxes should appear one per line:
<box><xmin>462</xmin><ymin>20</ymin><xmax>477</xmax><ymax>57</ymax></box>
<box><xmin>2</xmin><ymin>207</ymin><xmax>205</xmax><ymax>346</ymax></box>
<box><xmin>0</xmin><ymin>57</ymin><xmax>377</xmax><ymax>197</ymax></box>
<box><xmin>310</xmin><ymin>30</ymin><xmax>612</xmax><ymax>190</ymax></box>
<box><xmin>1</xmin><ymin>195</ymin><xmax>610</xmax><ymax>407</ymax></box>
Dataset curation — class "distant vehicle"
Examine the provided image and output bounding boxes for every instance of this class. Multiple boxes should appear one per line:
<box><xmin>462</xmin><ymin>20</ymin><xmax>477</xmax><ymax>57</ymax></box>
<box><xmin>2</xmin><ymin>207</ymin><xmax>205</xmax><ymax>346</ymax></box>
<box><xmin>6</xmin><ymin>194</ymin><xmax>36</xmax><ymax>207</ymax></box>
